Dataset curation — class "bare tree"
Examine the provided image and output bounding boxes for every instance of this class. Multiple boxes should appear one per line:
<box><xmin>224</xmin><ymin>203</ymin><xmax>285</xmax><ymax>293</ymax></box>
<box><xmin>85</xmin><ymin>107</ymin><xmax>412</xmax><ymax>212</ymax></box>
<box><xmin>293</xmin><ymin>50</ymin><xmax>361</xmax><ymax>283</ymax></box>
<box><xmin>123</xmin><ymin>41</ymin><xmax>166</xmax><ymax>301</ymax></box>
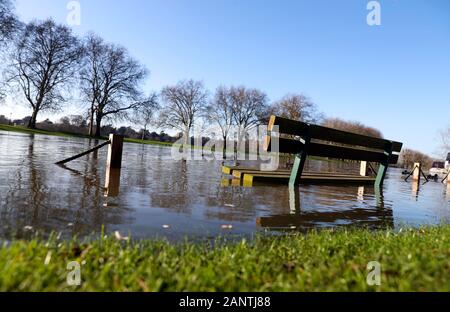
<box><xmin>133</xmin><ymin>92</ymin><xmax>159</xmax><ymax>141</ymax></box>
<box><xmin>80</xmin><ymin>33</ymin><xmax>103</xmax><ymax>136</ymax></box>
<box><xmin>230</xmin><ymin>86</ymin><xmax>268</xmax><ymax>130</ymax></box>
<box><xmin>159</xmin><ymin>79</ymin><xmax>208</xmax><ymax>145</ymax></box>
<box><xmin>323</xmin><ymin>117</ymin><xmax>383</xmax><ymax>138</ymax></box>
<box><xmin>399</xmin><ymin>148</ymin><xmax>433</xmax><ymax>169</ymax></box>
<box><xmin>5</xmin><ymin>19</ymin><xmax>82</xmax><ymax>128</ymax></box>
<box><xmin>270</xmin><ymin>93</ymin><xmax>321</xmax><ymax>123</ymax></box>
<box><xmin>438</xmin><ymin>125</ymin><xmax>450</xmax><ymax>156</ymax></box>
<box><xmin>80</xmin><ymin>34</ymin><xmax>149</xmax><ymax>137</ymax></box>
<box><xmin>228</xmin><ymin>86</ymin><xmax>268</xmax><ymax>147</ymax></box>
<box><xmin>206</xmin><ymin>86</ymin><xmax>233</xmax><ymax>142</ymax></box>
<box><xmin>69</xmin><ymin>114</ymin><xmax>87</xmax><ymax>128</ymax></box>
<box><xmin>0</xmin><ymin>0</ymin><xmax>19</xmax><ymax>48</ymax></box>
<box><xmin>0</xmin><ymin>0</ymin><xmax>17</xmax><ymax>101</ymax></box>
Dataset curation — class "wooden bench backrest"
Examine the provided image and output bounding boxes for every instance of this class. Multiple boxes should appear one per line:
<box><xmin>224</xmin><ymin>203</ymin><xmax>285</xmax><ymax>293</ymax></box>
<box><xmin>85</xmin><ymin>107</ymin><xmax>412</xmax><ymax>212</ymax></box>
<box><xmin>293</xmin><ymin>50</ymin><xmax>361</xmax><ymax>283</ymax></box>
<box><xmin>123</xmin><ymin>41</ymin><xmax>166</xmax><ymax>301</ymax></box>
<box><xmin>265</xmin><ymin>115</ymin><xmax>403</xmax><ymax>165</ymax></box>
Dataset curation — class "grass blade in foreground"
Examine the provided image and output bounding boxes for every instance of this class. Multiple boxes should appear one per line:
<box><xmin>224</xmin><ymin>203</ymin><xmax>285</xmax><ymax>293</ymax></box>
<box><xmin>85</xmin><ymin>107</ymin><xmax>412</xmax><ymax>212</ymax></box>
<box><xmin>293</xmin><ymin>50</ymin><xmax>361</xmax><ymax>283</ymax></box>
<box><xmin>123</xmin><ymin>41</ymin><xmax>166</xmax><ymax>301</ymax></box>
<box><xmin>0</xmin><ymin>226</ymin><xmax>449</xmax><ymax>291</ymax></box>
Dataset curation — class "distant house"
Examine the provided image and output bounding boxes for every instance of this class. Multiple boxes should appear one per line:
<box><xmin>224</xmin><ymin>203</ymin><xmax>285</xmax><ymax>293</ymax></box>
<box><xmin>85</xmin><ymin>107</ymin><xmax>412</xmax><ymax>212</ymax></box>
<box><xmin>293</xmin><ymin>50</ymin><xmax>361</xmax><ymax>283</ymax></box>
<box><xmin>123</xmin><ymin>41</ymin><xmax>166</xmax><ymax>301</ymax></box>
<box><xmin>41</xmin><ymin>119</ymin><xmax>53</xmax><ymax>125</ymax></box>
<box><xmin>0</xmin><ymin>115</ymin><xmax>10</xmax><ymax>125</ymax></box>
<box><xmin>13</xmin><ymin>116</ymin><xmax>31</xmax><ymax>126</ymax></box>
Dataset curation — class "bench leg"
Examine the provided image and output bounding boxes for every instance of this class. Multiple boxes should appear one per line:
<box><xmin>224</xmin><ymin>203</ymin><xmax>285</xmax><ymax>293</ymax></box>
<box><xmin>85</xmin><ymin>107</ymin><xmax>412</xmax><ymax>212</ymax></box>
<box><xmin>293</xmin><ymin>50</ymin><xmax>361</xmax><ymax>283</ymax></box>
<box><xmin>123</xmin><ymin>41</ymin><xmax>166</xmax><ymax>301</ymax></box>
<box><xmin>375</xmin><ymin>144</ymin><xmax>394</xmax><ymax>189</ymax></box>
<box><xmin>288</xmin><ymin>185</ymin><xmax>301</xmax><ymax>213</ymax></box>
<box><xmin>375</xmin><ymin>163</ymin><xmax>388</xmax><ymax>189</ymax></box>
<box><xmin>374</xmin><ymin>184</ymin><xmax>383</xmax><ymax>207</ymax></box>
<box><xmin>289</xmin><ymin>152</ymin><xmax>307</xmax><ymax>187</ymax></box>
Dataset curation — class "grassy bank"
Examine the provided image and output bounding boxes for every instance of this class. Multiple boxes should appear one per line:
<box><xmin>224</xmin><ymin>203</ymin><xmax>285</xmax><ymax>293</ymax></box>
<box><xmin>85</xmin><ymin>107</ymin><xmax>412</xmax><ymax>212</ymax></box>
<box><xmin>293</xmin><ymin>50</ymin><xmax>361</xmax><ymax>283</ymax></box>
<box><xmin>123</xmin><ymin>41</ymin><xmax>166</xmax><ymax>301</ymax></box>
<box><xmin>0</xmin><ymin>124</ymin><xmax>91</xmax><ymax>138</ymax></box>
<box><xmin>0</xmin><ymin>124</ymin><xmax>173</xmax><ymax>147</ymax></box>
<box><xmin>0</xmin><ymin>226</ymin><xmax>449</xmax><ymax>291</ymax></box>
<box><xmin>0</xmin><ymin>124</ymin><xmax>348</xmax><ymax>159</ymax></box>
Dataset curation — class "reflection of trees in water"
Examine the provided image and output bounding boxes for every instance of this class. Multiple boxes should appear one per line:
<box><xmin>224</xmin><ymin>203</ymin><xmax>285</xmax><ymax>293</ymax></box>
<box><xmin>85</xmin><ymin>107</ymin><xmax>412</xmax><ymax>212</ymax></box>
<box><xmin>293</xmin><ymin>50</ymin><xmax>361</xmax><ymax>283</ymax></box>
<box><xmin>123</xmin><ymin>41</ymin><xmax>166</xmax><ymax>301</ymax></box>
<box><xmin>106</xmin><ymin>147</ymin><xmax>394</xmax><ymax>229</ymax></box>
<box><xmin>121</xmin><ymin>153</ymin><xmax>262</xmax><ymax>223</ymax></box>
<box><xmin>0</xmin><ymin>137</ymin><xmax>47</xmax><ymax>238</ymax></box>
<box><xmin>118</xmin><ymin>151</ymin><xmax>262</xmax><ymax>223</ymax></box>
<box><xmin>0</xmin><ymin>135</ymin><xmax>399</xmax><ymax>239</ymax></box>
<box><xmin>202</xmin><ymin>183</ymin><xmax>294</xmax><ymax>223</ymax></box>
<box><xmin>0</xmin><ymin>136</ymin><xmax>129</xmax><ymax>239</ymax></box>
<box><xmin>149</xmin><ymin>160</ymin><xmax>192</xmax><ymax>213</ymax></box>
<box><xmin>55</xmin><ymin>151</ymin><xmax>131</xmax><ymax>236</ymax></box>
<box><xmin>203</xmin><ymin>186</ymin><xmax>254</xmax><ymax>222</ymax></box>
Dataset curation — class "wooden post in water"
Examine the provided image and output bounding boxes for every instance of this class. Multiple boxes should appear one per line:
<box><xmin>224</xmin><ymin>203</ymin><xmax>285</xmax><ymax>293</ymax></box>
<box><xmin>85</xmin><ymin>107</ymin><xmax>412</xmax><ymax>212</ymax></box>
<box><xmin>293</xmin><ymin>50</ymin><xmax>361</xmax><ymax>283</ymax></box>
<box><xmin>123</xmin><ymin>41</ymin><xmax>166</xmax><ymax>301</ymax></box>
<box><xmin>412</xmin><ymin>162</ymin><xmax>421</xmax><ymax>182</ymax></box>
<box><xmin>357</xmin><ymin>186</ymin><xmax>365</xmax><ymax>202</ymax></box>
<box><xmin>104</xmin><ymin>134</ymin><xmax>124</xmax><ymax>198</ymax></box>
<box><xmin>411</xmin><ymin>162</ymin><xmax>421</xmax><ymax>198</ymax></box>
<box><xmin>106</xmin><ymin>134</ymin><xmax>124</xmax><ymax>169</ymax></box>
<box><xmin>446</xmin><ymin>183</ymin><xmax>450</xmax><ymax>200</ymax></box>
<box><xmin>412</xmin><ymin>179</ymin><xmax>420</xmax><ymax>198</ymax></box>
<box><xmin>105</xmin><ymin>168</ymin><xmax>121</xmax><ymax>197</ymax></box>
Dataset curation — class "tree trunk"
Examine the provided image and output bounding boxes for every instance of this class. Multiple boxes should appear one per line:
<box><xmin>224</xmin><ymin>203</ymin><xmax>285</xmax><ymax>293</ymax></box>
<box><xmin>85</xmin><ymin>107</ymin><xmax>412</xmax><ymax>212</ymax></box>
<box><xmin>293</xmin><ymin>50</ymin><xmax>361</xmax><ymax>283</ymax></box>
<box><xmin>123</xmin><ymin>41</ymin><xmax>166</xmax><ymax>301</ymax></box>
<box><xmin>88</xmin><ymin>107</ymin><xmax>94</xmax><ymax>136</ymax></box>
<box><xmin>94</xmin><ymin>115</ymin><xmax>102</xmax><ymax>137</ymax></box>
<box><xmin>182</xmin><ymin>128</ymin><xmax>190</xmax><ymax>160</ymax></box>
<box><xmin>183</xmin><ymin>128</ymin><xmax>190</xmax><ymax>146</ymax></box>
<box><xmin>183</xmin><ymin>131</ymin><xmax>189</xmax><ymax>146</ymax></box>
<box><xmin>28</xmin><ymin>109</ymin><xmax>38</xmax><ymax>129</ymax></box>
<box><xmin>222</xmin><ymin>135</ymin><xmax>227</xmax><ymax>160</ymax></box>
<box><xmin>141</xmin><ymin>125</ymin><xmax>146</xmax><ymax>141</ymax></box>
<box><xmin>234</xmin><ymin>128</ymin><xmax>245</xmax><ymax>165</ymax></box>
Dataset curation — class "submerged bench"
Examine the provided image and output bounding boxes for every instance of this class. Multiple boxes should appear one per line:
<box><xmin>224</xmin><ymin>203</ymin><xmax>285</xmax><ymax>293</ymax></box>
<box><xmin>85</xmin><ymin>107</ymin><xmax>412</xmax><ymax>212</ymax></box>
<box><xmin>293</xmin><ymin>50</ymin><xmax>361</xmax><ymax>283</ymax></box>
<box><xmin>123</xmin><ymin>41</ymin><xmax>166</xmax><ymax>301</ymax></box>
<box><xmin>262</xmin><ymin>115</ymin><xmax>403</xmax><ymax>188</ymax></box>
<box><xmin>221</xmin><ymin>165</ymin><xmax>377</xmax><ymax>187</ymax></box>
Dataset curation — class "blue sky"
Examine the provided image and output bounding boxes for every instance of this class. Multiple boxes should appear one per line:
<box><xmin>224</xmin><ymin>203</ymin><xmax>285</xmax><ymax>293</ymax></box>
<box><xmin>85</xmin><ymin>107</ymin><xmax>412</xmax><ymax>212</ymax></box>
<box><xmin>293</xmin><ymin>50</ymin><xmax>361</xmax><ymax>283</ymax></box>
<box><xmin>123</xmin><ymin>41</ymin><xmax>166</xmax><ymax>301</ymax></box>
<box><xmin>4</xmin><ymin>0</ymin><xmax>450</xmax><ymax>155</ymax></box>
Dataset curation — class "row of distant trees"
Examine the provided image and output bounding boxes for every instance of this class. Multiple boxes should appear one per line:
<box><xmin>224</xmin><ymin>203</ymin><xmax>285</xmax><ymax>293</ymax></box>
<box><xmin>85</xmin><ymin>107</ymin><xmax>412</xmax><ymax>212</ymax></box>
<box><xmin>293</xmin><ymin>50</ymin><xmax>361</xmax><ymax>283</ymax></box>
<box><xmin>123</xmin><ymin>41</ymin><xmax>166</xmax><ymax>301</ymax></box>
<box><xmin>0</xmin><ymin>111</ymin><xmax>443</xmax><ymax>170</ymax></box>
<box><xmin>0</xmin><ymin>113</ymin><xmax>178</xmax><ymax>142</ymax></box>
<box><xmin>1</xmin><ymin>1</ymin><xmax>448</xmax><ymax>164</ymax></box>
<box><xmin>0</xmin><ymin>1</ymin><xmax>158</xmax><ymax>137</ymax></box>
<box><xmin>398</xmin><ymin>148</ymin><xmax>433</xmax><ymax>169</ymax></box>
<box><xmin>400</xmin><ymin>126</ymin><xmax>450</xmax><ymax>168</ymax></box>
<box><xmin>0</xmin><ymin>0</ymin><xmax>379</xmax><ymax>142</ymax></box>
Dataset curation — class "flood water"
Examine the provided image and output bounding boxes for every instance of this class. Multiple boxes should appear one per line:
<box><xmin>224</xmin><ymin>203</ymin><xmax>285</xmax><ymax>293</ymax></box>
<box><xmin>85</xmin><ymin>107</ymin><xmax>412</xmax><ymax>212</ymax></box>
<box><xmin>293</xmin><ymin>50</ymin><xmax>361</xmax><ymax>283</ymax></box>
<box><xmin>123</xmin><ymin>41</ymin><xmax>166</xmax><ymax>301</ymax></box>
<box><xmin>1</xmin><ymin>130</ymin><xmax>449</xmax><ymax>241</ymax></box>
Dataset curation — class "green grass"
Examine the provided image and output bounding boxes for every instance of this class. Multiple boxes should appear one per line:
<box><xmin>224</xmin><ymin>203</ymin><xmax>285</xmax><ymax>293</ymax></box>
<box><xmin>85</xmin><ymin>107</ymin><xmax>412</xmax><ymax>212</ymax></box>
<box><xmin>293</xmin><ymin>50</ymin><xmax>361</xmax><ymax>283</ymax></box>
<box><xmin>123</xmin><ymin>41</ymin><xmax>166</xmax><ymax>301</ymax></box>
<box><xmin>0</xmin><ymin>226</ymin><xmax>449</xmax><ymax>291</ymax></box>
<box><xmin>0</xmin><ymin>124</ymin><xmax>173</xmax><ymax>147</ymax></box>
<box><xmin>0</xmin><ymin>124</ymin><xmax>355</xmax><ymax>158</ymax></box>
<box><xmin>0</xmin><ymin>124</ymin><xmax>92</xmax><ymax>138</ymax></box>
<box><xmin>123</xmin><ymin>137</ymin><xmax>174</xmax><ymax>147</ymax></box>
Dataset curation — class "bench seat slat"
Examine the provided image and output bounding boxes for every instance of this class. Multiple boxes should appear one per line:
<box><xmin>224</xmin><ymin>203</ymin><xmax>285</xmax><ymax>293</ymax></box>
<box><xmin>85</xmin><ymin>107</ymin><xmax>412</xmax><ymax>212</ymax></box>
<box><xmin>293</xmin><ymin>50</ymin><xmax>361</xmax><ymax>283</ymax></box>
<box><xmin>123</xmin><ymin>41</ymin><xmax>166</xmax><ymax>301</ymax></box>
<box><xmin>264</xmin><ymin>136</ymin><xmax>304</xmax><ymax>154</ymax></box>
<box><xmin>265</xmin><ymin>136</ymin><xmax>398</xmax><ymax>164</ymax></box>
<box><xmin>308</xmin><ymin>142</ymin><xmax>399</xmax><ymax>164</ymax></box>
<box><xmin>269</xmin><ymin>115</ymin><xmax>403</xmax><ymax>153</ymax></box>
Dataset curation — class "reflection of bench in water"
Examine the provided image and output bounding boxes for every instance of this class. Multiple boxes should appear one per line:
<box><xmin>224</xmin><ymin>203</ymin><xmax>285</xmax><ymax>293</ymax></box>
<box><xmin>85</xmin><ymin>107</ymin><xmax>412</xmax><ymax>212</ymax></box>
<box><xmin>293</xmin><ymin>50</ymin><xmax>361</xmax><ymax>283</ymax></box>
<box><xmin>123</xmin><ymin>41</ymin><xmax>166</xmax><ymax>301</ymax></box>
<box><xmin>223</xmin><ymin>115</ymin><xmax>403</xmax><ymax>188</ymax></box>
<box><xmin>256</xmin><ymin>208</ymin><xmax>394</xmax><ymax>230</ymax></box>
<box><xmin>256</xmin><ymin>186</ymin><xmax>393</xmax><ymax>230</ymax></box>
